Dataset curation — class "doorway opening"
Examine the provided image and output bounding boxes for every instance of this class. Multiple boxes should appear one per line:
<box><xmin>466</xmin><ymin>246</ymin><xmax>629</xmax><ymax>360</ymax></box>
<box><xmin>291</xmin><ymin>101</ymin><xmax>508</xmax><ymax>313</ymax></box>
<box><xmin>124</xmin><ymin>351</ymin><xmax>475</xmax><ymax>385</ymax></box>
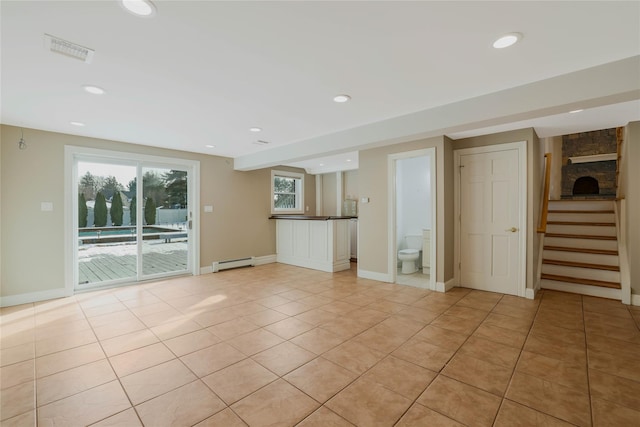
<box><xmin>65</xmin><ymin>146</ymin><xmax>200</xmax><ymax>293</ymax></box>
<box><xmin>388</xmin><ymin>148</ymin><xmax>436</xmax><ymax>290</ymax></box>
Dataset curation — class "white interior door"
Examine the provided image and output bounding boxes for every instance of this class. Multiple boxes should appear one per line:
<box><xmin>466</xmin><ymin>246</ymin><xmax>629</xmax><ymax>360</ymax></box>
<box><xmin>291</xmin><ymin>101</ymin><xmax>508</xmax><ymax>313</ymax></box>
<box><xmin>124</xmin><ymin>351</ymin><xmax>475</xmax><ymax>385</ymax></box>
<box><xmin>459</xmin><ymin>148</ymin><xmax>521</xmax><ymax>295</ymax></box>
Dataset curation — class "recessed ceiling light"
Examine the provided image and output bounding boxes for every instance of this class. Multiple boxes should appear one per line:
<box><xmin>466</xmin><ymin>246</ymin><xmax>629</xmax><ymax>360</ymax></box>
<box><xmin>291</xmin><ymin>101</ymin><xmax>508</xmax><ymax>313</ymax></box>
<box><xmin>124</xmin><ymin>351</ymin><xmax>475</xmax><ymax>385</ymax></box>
<box><xmin>121</xmin><ymin>0</ymin><xmax>156</xmax><ymax>17</ymax></box>
<box><xmin>492</xmin><ymin>32</ymin><xmax>522</xmax><ymax>49</ymax></box>
<box><xmin>249</xmin><ymin>127</ymin><xmax>262</xmax><ymax>132</ymax></box>
<box><xmin>205</xmin><ymin>144</ymin><xmax>215</xmax><ymax>148</ymax></box>
<box><xmin>333</xmin><ymin>94</ymin><xmax>351</xmax><ymax>103</ymax></box>
<box><xmin>70</xmin><ymin>121</ymin><xmax>85</xmax><ymax>126</ymax></box>
<box><xmin>83</xmin><ymin>85</ymin><xmax>105</xmax><ymax>95</ymax></box>
<box><xmin>319</xmin><ymin>163</ymin><xmax>324</xmax><ymax>167</ymax></box>
<box><xmin>569</xmin><ymin>109</ymin><xmax>584</xmax><ymax>114</ymax></box>
<box><xmin>346</xmin><ymin>159</ymin><xmax>352</xmax><ymax>162</ymax></box>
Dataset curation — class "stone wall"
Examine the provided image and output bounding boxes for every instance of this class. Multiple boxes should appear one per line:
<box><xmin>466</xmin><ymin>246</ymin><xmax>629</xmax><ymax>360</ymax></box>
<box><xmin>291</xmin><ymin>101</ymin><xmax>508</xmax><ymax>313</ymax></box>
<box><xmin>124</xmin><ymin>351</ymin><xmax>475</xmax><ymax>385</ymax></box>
<box><xmin>561</xmin><ymin>128</ymin><xmax>617</xmax><ymax>198</ymax></box>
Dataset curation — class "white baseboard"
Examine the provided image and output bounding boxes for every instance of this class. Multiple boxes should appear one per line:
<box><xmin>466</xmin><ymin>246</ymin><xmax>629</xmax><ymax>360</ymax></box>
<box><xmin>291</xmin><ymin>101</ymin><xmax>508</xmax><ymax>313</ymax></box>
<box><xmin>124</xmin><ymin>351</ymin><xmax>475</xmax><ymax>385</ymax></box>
<box><xmin>525</xmin><ymin>287</ymin><xmax>537</xmax><ymax>300</ymax></box>
<box><xmin>631</xmin><ymin>293</ymin><xmax>640</xmax><ymax>306</ymax></box>
<box><xmin>200</xmin><ymin>266</ymin><xmax>213</xmax><ymax>275</ymax></box>
<box><xmin>540</xmin><ymin>279</ymin><xmax>621</xmax><ymax>300</ymax></box>
<box><xmin>357</xmin><ymin>269</ymin><xmax>393</xmax><ymax>283</ymax></box>
<box><xmin>435</xmin><ymin>277</ymin><xmax>456</xmax><ymax>293</ymax></box>
<box><xmin>0</xmin><ymin>288</ymin><xmax>70</xmax><ymax>308</ymax></box>
<box><xmin>255</xmin><ymin>255</ymin><xmax>277</xmax><ymax>266</ymax></box>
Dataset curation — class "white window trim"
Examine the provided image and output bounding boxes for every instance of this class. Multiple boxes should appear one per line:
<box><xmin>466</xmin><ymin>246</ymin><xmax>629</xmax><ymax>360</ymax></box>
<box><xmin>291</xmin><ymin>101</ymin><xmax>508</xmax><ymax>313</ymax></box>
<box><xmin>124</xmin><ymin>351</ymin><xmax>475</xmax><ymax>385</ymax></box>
<box><xmin>271</xmin><ymin>170</ymin><xmax>304</xmax><ymax>214</ymax></box>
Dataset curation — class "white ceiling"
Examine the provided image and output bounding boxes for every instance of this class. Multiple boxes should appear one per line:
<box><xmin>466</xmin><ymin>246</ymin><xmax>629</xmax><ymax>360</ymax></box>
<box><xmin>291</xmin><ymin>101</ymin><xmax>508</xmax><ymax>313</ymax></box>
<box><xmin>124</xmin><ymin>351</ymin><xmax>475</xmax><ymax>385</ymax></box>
<box><xmin>2</xmin><ymin>1</ymin><xmax>639</xmax><ymax>172</ymax></box>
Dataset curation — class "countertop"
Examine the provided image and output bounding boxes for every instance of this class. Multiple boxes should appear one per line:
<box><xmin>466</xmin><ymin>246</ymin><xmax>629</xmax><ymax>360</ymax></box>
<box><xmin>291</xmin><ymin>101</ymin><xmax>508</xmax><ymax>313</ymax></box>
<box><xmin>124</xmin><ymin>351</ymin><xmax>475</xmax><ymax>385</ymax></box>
<box><xmin>269</xmin><ymin>215</ymin><xmax>357</xmax><ymax>220</ymax></box>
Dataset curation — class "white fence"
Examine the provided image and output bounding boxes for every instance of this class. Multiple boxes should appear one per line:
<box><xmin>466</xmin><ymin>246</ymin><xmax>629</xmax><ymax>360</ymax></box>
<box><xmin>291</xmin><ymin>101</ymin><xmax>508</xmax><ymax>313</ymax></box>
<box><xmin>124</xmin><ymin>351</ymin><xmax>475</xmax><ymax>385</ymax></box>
<box><xmin>85</xmin><ymin>207</ymin><xmax>187</xmax><ymax>227</ymax></box>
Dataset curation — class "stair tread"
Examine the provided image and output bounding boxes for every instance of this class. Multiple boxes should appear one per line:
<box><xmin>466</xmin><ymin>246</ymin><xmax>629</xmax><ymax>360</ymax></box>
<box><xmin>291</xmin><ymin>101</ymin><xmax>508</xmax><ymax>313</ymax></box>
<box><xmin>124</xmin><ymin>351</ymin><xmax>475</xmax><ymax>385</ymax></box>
<box><xmin>548</xmin><ymin>210</ymin><xmax>615</xmax><ymax>214</ymax></box>
<box><xmin>545</xmin><ymin>233</ymin><xmax>617</xmax><ymax>240</ymax></box>
<box><xmin>540</xmin><ymin>274</ymin><xmax>621</xmax><ymax>289</ymax></box>
<box><xmin>552</xmin><ymin>198</ymin><xmax>615</xmax><ymax>201</ymax></box>
<box><xmin>547</xmin><ymin>221</ymin><xmax>615</xmax><ymax>226</ymax></box>
<box><xmin>543</xmin><ymin>246</ymin><xmax>618</xmax><ymax>255</ymax></box>
<box><xmin>542</xmin><ymin>259</ymin><xmax>620</xmax><ymax>271</ymax></box>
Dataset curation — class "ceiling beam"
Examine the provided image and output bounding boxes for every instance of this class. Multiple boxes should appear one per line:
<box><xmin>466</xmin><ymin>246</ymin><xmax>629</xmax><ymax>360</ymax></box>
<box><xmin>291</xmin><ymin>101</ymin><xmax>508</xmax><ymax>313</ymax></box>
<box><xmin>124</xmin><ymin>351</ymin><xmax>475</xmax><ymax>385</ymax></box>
<box><xmin>234</xmin><ymin>56</ymin><xmax>640</xmax><ymax>171</ymax></box>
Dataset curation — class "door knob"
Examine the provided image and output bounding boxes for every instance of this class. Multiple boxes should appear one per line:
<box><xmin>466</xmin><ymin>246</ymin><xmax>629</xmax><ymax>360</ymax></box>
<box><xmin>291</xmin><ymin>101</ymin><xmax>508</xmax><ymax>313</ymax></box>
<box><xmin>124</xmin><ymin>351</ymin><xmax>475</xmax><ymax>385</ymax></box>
<box><xmin>506</xmin><ymin>227</ymin><xmax>518</xmax><ymax>232</ymax></box>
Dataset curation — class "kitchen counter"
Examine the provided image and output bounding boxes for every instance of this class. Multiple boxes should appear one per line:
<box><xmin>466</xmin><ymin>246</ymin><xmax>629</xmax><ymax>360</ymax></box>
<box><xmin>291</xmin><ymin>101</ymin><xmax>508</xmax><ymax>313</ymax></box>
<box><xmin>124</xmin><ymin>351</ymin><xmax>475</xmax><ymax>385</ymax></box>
<box><xmin>271</xmin><ymin>216</ymin><xmax>351</xmax><ymax>272</ymax></box>
<box><xmin>269</xmin><ymin>215</ymin><xmax>356</xmax><ymax>220</ymax></box>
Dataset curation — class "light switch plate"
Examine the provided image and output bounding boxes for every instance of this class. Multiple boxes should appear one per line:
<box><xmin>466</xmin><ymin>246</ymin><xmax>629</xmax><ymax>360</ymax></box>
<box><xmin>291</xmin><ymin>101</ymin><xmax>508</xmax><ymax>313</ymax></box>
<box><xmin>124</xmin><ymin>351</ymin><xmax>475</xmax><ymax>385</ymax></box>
<box><xmin>204</xmin><ymin>205</ymin><xmax>213</xmax><ymax>213</ymax></box>
<box><xmin>41</xmin><ymin>202</ymin><xmax>54</xmax><ymax>211</ymax></box>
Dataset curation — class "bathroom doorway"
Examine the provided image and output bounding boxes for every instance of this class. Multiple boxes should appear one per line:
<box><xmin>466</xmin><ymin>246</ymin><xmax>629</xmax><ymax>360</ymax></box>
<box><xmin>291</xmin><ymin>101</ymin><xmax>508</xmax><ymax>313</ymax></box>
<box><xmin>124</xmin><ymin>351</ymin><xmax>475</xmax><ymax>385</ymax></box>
<box><xmin>388</xmin><ymin>148</ymin><xmax>436</xmax><ymax>289</ymax></box>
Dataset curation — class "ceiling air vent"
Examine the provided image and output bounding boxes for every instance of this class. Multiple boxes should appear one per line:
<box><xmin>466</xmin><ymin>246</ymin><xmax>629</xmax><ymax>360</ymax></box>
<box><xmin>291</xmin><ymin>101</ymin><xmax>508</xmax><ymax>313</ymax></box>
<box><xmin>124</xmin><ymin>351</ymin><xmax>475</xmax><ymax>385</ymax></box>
<box><xmin>253</xmin><ymin>140</ymin><xmax>271</xmax><ymax>146</ymax></box>
<box><xmin>44</xmin><ymin>34</ymin><xmax>95</xmax><ymax>63</ymax></box>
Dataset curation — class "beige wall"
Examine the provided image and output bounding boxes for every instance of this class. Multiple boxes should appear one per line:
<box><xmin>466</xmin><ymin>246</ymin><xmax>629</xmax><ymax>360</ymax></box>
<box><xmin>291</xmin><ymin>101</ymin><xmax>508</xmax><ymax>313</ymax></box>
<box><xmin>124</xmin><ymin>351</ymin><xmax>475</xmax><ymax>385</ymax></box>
<box><xmin>452</xmin><ymin>128</ymin><xmax>542</xmax><ymax>290</ymax></box>
<box><xmin>344</xmin><ymin>170</ymin><xmax>359</xmax><ymax>202</ymax></box>
<box><xmin>0</xmin><ymin>125</ymin><xmax>314</xmax><ymax>299</ymax></box>
<box><xmin>321</xmin><ymin>173</ymin><xmax>337</xmax><ymax>216</ymax></box>
<box><xmin>542</xmin><ymin>136</ymin><xmax>563</xmax><ymax>200</ymax></box>
<box><xmin>358</xmin><ymin>136</ymin><xmax>453</xmax><ymax>284</ymax></box>
<box><xmin>623</xmin><ymin>121</ymin><xmax>640</xmax><ymax>296</ymax></box>
<box><xmin>320</xmin><ymin>171</ymin><xmax>359</xmax><ymax>216</ymax></box>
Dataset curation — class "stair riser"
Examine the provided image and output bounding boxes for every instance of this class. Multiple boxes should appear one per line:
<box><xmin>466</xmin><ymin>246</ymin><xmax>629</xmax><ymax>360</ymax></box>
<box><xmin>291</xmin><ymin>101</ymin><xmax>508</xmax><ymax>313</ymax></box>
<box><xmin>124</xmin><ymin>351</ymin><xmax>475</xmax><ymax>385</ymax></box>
<box><xmin>542</xmin><ymin>250</ymin><xmax>619</xmax><ymax>266</ymax></box>
<box><xmin>547</xmin><ymin>212</ymin><xmax>615</xmax><ymax>222</ymax></box>
<box><xmin>544</xmin><ymin>237</ymin><xmax>618</xmax><ymax>251</ymax></box>
<box><xmin>540</xmin><ymin>279</ymin><xmax>621</xmax><ymax>299</ymax></box>
<box><xmin>541</xmin><ymin>264</ymin><xmax>620</xmax><ymax>282</ymax></box>
<box><xmin>548</xmin><ymin>200</ymin><xmax>614</xmax><ymax>211</ymax></box>
<box><xmin>546</xmin><ymin>224</ymin><xmax>616</xmax><ymax>237</ymax></box>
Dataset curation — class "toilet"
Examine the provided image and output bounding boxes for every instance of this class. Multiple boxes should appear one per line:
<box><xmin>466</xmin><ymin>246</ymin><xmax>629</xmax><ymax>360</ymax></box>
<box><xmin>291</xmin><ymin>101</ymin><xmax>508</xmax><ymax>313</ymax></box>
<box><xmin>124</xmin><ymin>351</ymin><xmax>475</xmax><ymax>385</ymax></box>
<box><xmin>398</xmin><ymin>235</ymin><xmax>422</xmax><ymax>274</ymax></box>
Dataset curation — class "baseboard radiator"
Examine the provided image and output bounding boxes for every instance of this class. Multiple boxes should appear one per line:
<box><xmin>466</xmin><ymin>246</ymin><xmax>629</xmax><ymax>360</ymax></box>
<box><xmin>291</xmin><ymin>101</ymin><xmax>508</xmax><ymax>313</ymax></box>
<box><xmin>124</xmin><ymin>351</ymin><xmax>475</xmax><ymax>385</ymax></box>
<box><xmin>212</xmin><ymin>257</ymin><xmax>255</xmax><ymax>273</ymax></box>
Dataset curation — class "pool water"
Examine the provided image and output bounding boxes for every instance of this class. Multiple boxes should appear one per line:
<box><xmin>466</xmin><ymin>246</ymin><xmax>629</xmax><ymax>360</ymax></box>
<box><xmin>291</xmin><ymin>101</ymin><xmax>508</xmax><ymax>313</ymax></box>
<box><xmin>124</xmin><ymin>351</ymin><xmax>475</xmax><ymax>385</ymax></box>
<box><xmin>78</xmin><ymin>226</ymin><xmax>180</xmax><ymax>238</ymax></box>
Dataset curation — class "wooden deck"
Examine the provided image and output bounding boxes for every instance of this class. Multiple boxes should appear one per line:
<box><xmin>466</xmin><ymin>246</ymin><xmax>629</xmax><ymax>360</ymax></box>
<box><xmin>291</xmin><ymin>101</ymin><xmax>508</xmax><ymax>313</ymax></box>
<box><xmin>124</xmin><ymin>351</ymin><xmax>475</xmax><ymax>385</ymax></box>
<box><xmin>78</xmin><ymin>240</ymin><xmax>188</xmax><ymax>284</ymax></box>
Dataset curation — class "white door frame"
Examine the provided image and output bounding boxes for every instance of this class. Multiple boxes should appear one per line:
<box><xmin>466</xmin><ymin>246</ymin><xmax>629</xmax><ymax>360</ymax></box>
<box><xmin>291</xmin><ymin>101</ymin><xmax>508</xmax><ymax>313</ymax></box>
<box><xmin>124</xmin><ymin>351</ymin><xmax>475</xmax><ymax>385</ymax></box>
<box><xmin>64</xmin><ymin>145</ymin><xmax>200</xmax><ymax>295</ymax></box>
<box><xmin>453</xmin><ymin>141</ymin><xmax>527</xmax><ymax>297</ymax></box>
<box><xmin>387</xmin><ymin>148</ymin><xmax>437</xmax><ymax>290</ymax></box>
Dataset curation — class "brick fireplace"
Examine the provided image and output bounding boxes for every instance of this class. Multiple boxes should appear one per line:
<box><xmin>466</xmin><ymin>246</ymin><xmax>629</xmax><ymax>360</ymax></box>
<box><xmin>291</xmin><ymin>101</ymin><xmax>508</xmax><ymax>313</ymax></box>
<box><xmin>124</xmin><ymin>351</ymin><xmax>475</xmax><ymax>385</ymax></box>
<box><xmin>561</xmin><ymin>128</ymin><xmax>617</xmax><ymax>199</ymax></box>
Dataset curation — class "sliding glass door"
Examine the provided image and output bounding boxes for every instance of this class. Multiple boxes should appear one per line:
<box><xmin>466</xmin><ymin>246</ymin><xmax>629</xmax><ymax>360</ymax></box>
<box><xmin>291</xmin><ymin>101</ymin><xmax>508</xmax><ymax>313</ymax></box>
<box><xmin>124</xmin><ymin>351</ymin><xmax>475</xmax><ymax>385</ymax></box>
<box><xmin>141</xmin><ymin>165</ymin><xmax>190</xmax><ymax>278</ymax></box>
<box><xmin>77</xmin><ymin>161</ymin><xmax>138</xmax><ymax>285</ymax></box>
<box><xmin>70</xmin><ymin>148</ymin><xmax>198</xmax><ymax>291</ymax></box>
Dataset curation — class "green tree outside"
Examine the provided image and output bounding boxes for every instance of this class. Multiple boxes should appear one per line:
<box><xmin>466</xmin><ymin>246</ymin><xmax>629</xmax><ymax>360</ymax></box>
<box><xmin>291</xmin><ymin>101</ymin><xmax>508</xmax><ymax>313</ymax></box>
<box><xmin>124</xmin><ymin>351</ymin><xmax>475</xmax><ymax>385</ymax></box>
<box><xmin>78</xmin><ymin>193</ymin><xmax>88</xmax><ymax>228</ymax></box>
<box><xmin>130</xmin><ymin>196</ymin><xmax>137</xmax><ymax>225</ymax></box>
<box><xmin>144</xmin><ymin>197</ymin><xmax>156</xmax><ymax>225</ymax></box>
<box><xmin>94</xmin><ymin>192</ymin><xmax>108</xmax><ymax>227</ymax></box>
<box><xmin>79</xmin><ymin>171</ymin><xmax>98</xmax><ymax>200</ymax></box>
<box><xmin>164</xmin><ymin>170</ymin><xmax>188</xmax><ymax>208</ymax></box>
<box><xmin>110</xmin><ymin>191</ymin><xmax>124</xmax><ymax>226</ymax></box>
<box><xmin>143</xmin><ymin>171</ymin><xmax>165</xmax><ymax>208</ymax></box>
<box><xmin>101</xmin><ymin>176</ymin><xmax>124</xmax><ymax>200</ymax></box>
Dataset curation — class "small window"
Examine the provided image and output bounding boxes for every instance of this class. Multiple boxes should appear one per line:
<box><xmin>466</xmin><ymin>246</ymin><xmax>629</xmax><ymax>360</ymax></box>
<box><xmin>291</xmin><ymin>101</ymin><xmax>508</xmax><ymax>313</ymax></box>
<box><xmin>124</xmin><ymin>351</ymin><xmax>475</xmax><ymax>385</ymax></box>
<box><xmin>271</xmin><ymin>170</ymin><xmax>304</xmax><ymax>214</ymax></box>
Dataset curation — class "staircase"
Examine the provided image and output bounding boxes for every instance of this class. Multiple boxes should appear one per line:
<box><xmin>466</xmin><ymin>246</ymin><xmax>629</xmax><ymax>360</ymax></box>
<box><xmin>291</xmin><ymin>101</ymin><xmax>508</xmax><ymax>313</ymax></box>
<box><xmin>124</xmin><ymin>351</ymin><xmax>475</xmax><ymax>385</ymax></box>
<box><xmin>540</xmin><ymin>199</ymin><xmax>622</xmax><ymax>299</ymax></box>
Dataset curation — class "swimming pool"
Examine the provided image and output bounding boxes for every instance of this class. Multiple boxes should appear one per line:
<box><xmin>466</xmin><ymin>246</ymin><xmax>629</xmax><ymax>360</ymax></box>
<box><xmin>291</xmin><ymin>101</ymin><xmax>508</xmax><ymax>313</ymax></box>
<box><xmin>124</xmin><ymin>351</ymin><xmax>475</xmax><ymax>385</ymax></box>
<box><xmin>78</xmin><ymin>226</ymin><xmax>186</xmax><ymax>244</ymax></box>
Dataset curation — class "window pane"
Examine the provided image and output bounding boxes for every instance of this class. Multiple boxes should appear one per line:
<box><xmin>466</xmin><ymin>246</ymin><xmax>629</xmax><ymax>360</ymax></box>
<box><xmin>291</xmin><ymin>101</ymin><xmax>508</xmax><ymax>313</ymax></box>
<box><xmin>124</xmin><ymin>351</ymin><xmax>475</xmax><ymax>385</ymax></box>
<box><xmin>274</xmin><ymin>193</ymin><xmax>296</xmax><ymax>209</ymax></box>
<box><xmin>274</xmin><ymin>176</ymin><xmax>296</xmax><ymax>193</ymax></box>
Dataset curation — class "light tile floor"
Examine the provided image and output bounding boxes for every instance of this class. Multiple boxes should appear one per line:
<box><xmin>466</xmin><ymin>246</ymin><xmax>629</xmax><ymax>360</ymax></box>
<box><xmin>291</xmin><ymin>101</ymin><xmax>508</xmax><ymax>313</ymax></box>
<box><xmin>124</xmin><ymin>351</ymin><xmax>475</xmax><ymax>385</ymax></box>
<box><xmin>1</xmin><ymin>263</ymin><xmax>640</xmax><ymax>426</ymax></box>
<box><xmin>395</xmin><ymin>268</ymin><xmax>430</xmax><ymax>288</ymax></box>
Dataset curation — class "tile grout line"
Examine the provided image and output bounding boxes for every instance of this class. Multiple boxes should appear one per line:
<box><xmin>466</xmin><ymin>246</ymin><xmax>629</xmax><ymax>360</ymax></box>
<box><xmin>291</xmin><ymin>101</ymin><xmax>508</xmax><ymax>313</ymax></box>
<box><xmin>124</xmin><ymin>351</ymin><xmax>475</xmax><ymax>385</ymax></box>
<box><xmin>386</xmin><ymin>290</ymin><xmax>505</xmax><ymax>426</ymax></box>
<box><xmin>582</xmin><ymin>295</ymin><xmax>595</xmax><ymax>427</ymax></box>
<box><xmin>77</xmin><ymin>292</ymin><xmax>146</xmax><ymax>427</ymax></box>
<box><xmin>491</xmin><ymin>290</ymin><xmax>544</xmax><ymax>426</ymax></box>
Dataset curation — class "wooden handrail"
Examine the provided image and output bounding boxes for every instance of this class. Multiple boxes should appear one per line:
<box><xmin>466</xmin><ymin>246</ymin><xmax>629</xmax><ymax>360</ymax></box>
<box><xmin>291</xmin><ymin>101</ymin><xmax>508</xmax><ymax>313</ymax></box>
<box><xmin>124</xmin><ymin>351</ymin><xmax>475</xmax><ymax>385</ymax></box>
<box><xmin>537</xmin><ymin>153</ymin><xmax>552</xmax><ymax>233</ymax></box>
<box><xmin>616</xmin><ymin>126</ymin><xmax>624</xmax><ymax>197</ymax></box>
